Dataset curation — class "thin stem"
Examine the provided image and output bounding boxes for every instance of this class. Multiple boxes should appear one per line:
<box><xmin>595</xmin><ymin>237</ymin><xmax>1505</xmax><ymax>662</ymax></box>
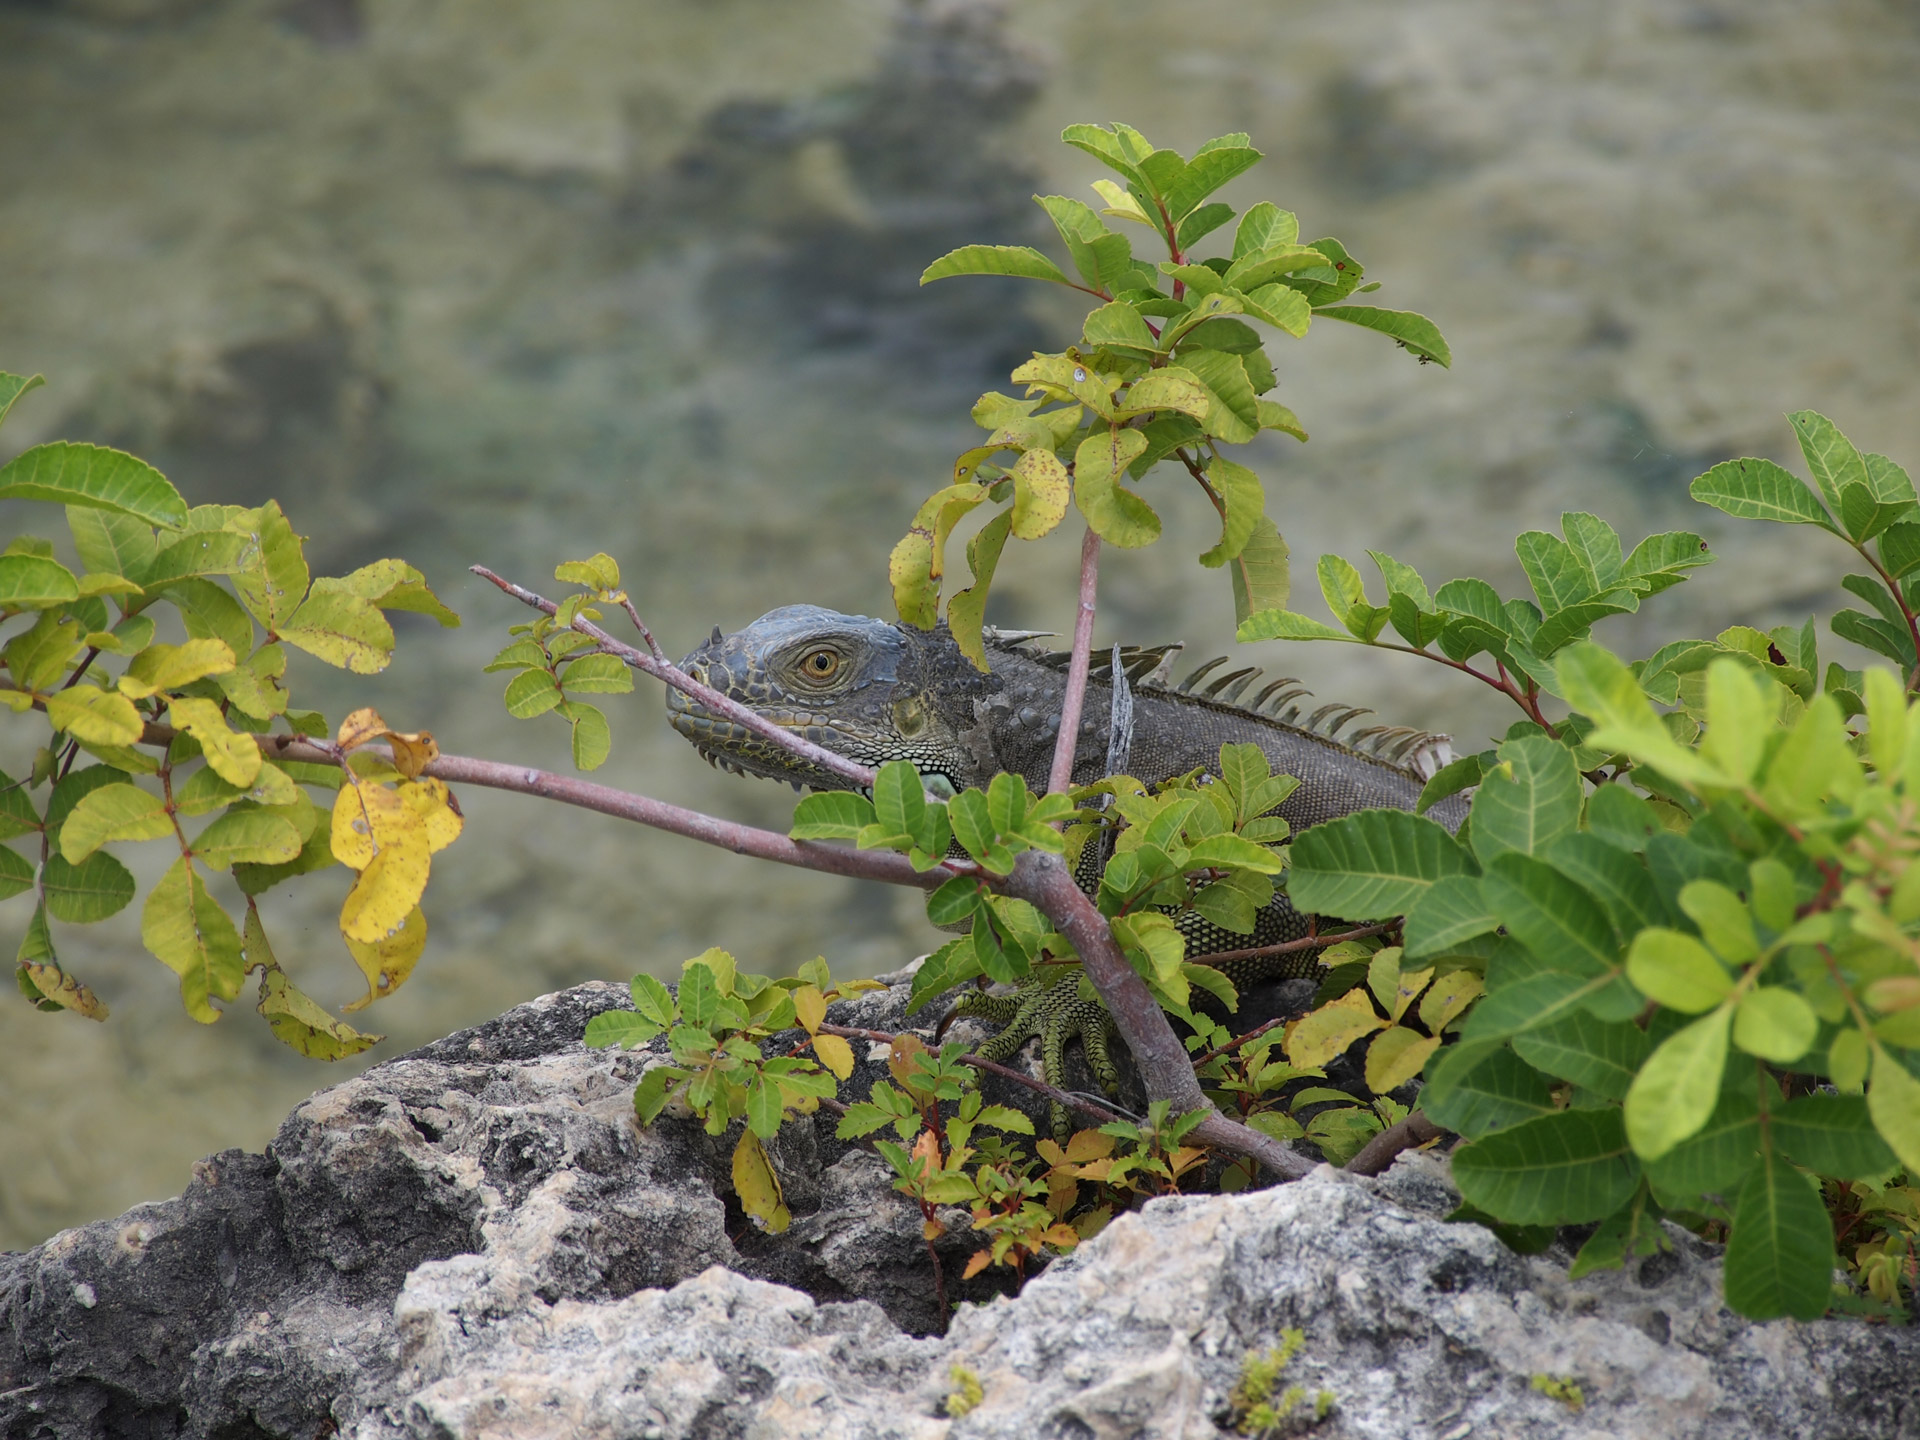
<box><xmin>1344</xmin><ymin>1112</ymin><xmax>1444</xmax><ymax>1177</ymax></box>
<box><xmin>471</xmin><ymin>566</ymin><xmax>882</xmax><ymax>795</ymax></box>
<box><xmin>1195</xmin><ymin>921</ymin><xmax>1397</xmax><ymax>969</ymax></box>
<box><xmin>1188</xmin><ymin>1017</ymin><xmax>1286</xmax><ymax>1070</ymax></box>
<box><xmin>617</xmin><ymin>594</ymin><xmax>668</xmax><ymax>664</ymax></box>
<box><xmin>1046</xmin><ymin>527</ymin><xmax>1102</xmax><ymax>795</ymax></box>
<box><xmin>815</xmin><ymin>1021</ymin><xmax>1135</xmax><ymax>1127</ymax></box>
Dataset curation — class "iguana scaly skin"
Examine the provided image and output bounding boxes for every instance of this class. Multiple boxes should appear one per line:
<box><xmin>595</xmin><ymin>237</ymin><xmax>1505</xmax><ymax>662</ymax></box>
<box><xmin>668</xmin><ymin>605</ymin><xmax>1464</xmax><ymax>1131</ymax></box>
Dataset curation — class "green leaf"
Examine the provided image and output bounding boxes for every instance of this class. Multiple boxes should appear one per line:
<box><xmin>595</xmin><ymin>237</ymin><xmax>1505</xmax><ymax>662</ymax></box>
<box><xmin>191</xmin><ymin>810</ymin><xmax>302</xmax><ymax>870</ymax></box>
<box><xmin>1626</xmin><ymin>929</ymin><xmax>1733</xmax><ymax>1013</ymax></box>
<box><xmin>947</xmin><ymin>510</ymin><xmax>1012</xmax><ymax>672</ymax></box>
<box><xmin>0</xmin><ymin>372</ymin><xmax>44</xmax><ymax>429</ymax></box>
<box><xmin>1228</xmin><ymin>518</ymin><xmax>1291</xmax><ymax>628</ymax></box>
<box><xmin>0</xmin><ymin>442</ymin><xmax>187</xmax><ymax>527</ymax></box>
<box><xmin>1035</xmin><ymin>195</ymin><xmax>1135</xmax><ymax>291</ymax></box>
<box><xmin>1235</xmin><ymin>608</ymin><xmax>1352</xmax><ymax>644</ymax></box>
<box><xmin>1073</xmin><ymin>427</ymin><xmax>1159</xmax><ymax>547</ymax></box>
<box><xmin>1511</xmin><ymin>1011</ymin><xmax>1649</xmax><ymax>1100</ymax></box>
<box><xmin>1162</xmin><ymin>142</ymin><xmax>1261</xmax><ymax>220</ymax></box>
<box><xmin>1469</xmin><ymin>736</ymin><xmax>1581</xmax><ymax>864</ymax></box>
<box><xmin>58</xmin><ymin>783</ymin><xmax>171</xmax><ymax>861</ymax></box>
<box><xmin>1287</xmin><ymin>809</ymin><xmax>1476</xmax><ymax>920</ymax></box>
<box><xmin>562</xmin><ymin>701</ymin><xmax>611</xmax><ymax>771</ymax></box>
<box><xmin>1176</xmin><ymin>350</ymin><xmax>1259</xmax><ymax>444</ymax></box>
<box><xmin>1312</xmin><ymin>305</ymin><xmax>1450</xmax><ymax>367</ymax></box>
<box><xmin>1732</xmin><ymin>987</ymin><xmax>1817</xmax><ymax>1065</ymax></box>
<box><xmin>559</xmin><ymin>654</ymin><xmax>634</xmax><ymax>694</ymax></box>
<box><xmin>1786</xmin><ymin>409</ymin><xmax>1868</xmax><ymax>517</ymax></box>
<box><xmin>790</xmin><ymin>792</ymin><xmax>876</xmax><ymax>841</ymax></box>
<box><xmin>1420</xmin><ymin>1046</ymin><xmax>1557</xmax><ymax>1139</ymax></box>
<box><xmin>1569</xmin><ymin>1185</ymin><xmax>1668</xmax><ymax>1279</ymax></box>
<box><xmin>1452</xmin><ymin>1108</ymin><xmax>1641</xmax><ymax>1225</ymax></box>
<box><xmin>141</xmin><ymin>856</ymin><xmax>244</xmax><ymax>1023</ymax></box>
<box><xmin>1515</xmin><ymin>529</ymin><xmax>1594</xmax><ymax>614</ymax></box>
<box><xmin>0</xmin><ymin>845</ymin><xmax>32</xmax><ymax>903</ymax></box>
<box><xmin>1082</xmin><ymin>301</ymin><xmax>1160</xmax><ymax>354</ymax></box>
<box><xmin>921</xmin><ymin>245</ymin><xmax>1074</xmax><ymax>288</ymax></box>
<box><xmin>44</xmin><ymin>687</ymin><xmax>144</xmax><ymax>747</ymax></box>
<box><xmin>1867</xmin><ymin>1047</ymin><xmax>1920</xmax><ymax>1173</ymax></box>
<box><xmin>144</xmin><ymin>530</ymin><xmax>255</xmax><ymax>588</ymax></box>
<box><xmin>1232</xmin><ymin>202</ymin><xmax>1298</xmax><ymax>257</ymax></box>
<box><xmin>1481</xmin><ymin>854</ymin><xmax>1621</xmax><ymax>980</ymax></box>
<box><xmin>1197</xmin><ymin>456</ymin><xmax>1264</xmax><ymax>569</ymax></box>
<box><xmin>1238</xmin><ymin>284</ymin><xmax>1313</xmax><ymax>338</ymax></box>
<box><xmin>1402</xmin><ymin>874</ymin><xmax>1496</xmax><ymax>958</ymax></box>
<box><xmin>1222</xmin><ymin>243</ymin><xmax>1332</xmax><ymax>292</ymax></box>
<box><xmin>1175</xmin><ymin>201</ymin><xmax>1234</xmax><ymax>250</ymax></box>
<box><xmin>1539</xmin><ymin>832</ymin><xmax>1670</xmax><ymax>936</ymax></box>
<box><xmin>0</xmin><ymin>554</ymin><xmax>79</xmax><ymax>609</ymax></box>
<box><xmin>1643</xmin><ymin>1069</ymin><xmax>1761</xmax><ymax>1204</ymax></box>
<box><xmin>1625</xmin><ymin>1006</ymin><xmax>1732</xmax><ymax>1160</ymax></box>
<box><xmin>342</xmin><ymin>559</ymin><xmax>460</xmax><ymax>627</ymax></box>
<box><xmin>1459</xmin><ymin>971</ymin><xmax>1622</xmax><ymax>1044</ymax></box>
<box><xmin>278</xmin><ymin>580</ymin><xmax>395</xmax><ymax>675</ymax></box>
<box><xmin>228</xmin><ymin>500</ymin><xmax>309</xmax><ymax>631</ymax></box>
<box><xmin>1773</xmin><ymin>1093</ymin><xmax>1896</xmax><ymax>1180</ymax></box>
<box><xmin>1723</xmin><ymin>1149</ymin><xmax>1833</xmax><ymax>1321</ymax></box>
<box><xmin>1689</xmin><ymin>457</ymin><xmax>1836</xmax><ymax>532</ymax></box>
<box><xmin>167</xmin><ymin>578</ymin><xmax>256</xmax><ymax>661</ymax></box>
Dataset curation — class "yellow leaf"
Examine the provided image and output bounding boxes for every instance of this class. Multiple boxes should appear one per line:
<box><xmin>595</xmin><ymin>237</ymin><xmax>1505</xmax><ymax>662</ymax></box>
<box><xmin>141</xmin><ymin>856</ymin><xmax>244</xmax><ymax>1024</ymax></box>
<box><xmin>167</xmin><ymin>695</ymin><xmax>261</xmax><ymax>787</ymax></box>
<box><xmin>20</xmin><ymin>961</ymin><xmax>109</xmax><ymax>1021</ymax></box>
<box><xmin>1418</xmin><ymin>970</ymin><xmax>1484</xmax><ymax>1033</ymax></box>
<box><xmin>963</xmin><ymin>1250</ymin><xmax>994</xmax><ymax>1279</ymax></box>
<box><xmin>387</xmin><ymin>730</ymin><xmax>438</xmax><ymax>779</ymax></box>
<box><xmin>340</xmin><ymin>904</ymin><xmax>427</xmax><ymax>1010</ymax></box>
<box><xmin>117</xmin><ymin>638</ymin><xmax>235</xmax><ymax>699</ymax></box>
<box><xmin>1390</xmin><ymin>967</ymin><xmax>1435</xmax><ymax>1024</ymax></box>
<box><xmin>336</xmin><ymin>706</ymin><xmax>389</xmax><ymax>751</ymax></box>
<box><xmin>888</xmin><ymin>1031</ymin><xmax>929</xmax><ymax>1086</ymax></box>
<box><xmin>44</xmin><ymin>687</ymin><xmax>143</xmax><ymax>746</ymax></box>
<box><xmin>791</xmin><ymin>983</ymin><xmax>828</xmax><ymax>1035</ymax></box>
<box><xmin>732</xmin><ymin>1130</ymin><xmax>791</xmax><ymax>1234</ymax></box>
<box><xmin>1285</xmin><ymin>988</ymin><xmax>1388</xmax><ymax>1069</ymax></box>
<box><xmin>338</xmin><ymin>834</ymin><xmax>431</xmax><ymax>946</ymax></box>
<box><xmin>329</xmin><ymin>780</ymin><xmax>421</xmax><ymax>870</ymax></box>
<box><xmin>1364</xmin><ymin>1025</ymin><xmax>1442</xmax><ymax>1093</ymax></box>
<box><xmin>812</xmin><ymin>1032</ymin><xmax>856</xmax><ymax>1080</ymax></box>
<box><xmin>399</xmin><ymin>777</ymin><xmax>463</xmax><ymax>853</ymax></box>
<box><xmin>1064</xmin><ymin>1129</ymin><xmax>1115</xmax><ymax>1163</ymax></box>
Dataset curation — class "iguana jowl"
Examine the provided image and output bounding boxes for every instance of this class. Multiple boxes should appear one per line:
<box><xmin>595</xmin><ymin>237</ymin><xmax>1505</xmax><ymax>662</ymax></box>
<box><xmin>668</xmin><ymin>605</ymin><xmax>1464</xmax><ymax>1127</ymax></box>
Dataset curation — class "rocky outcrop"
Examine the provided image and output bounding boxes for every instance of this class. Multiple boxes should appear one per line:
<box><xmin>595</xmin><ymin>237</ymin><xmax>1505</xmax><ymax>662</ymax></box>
<box><xmin>4</xmin><ymin>981</ymin><xmax>1917</xmax><ymax>1440</ymax></box>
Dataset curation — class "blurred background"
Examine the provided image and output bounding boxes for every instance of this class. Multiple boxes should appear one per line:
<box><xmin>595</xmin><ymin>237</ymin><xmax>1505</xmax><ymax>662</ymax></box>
<box><xmin>1</xmin><ymin>0</ymin><xmax>1915</xmax><ymax>1250</ymax></box>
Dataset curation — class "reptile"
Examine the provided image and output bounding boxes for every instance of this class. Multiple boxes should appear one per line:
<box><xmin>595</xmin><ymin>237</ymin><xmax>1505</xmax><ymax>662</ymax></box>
<box><xmin>667</xmin><ymin>604</ymin><xmax>1467</xmax><ymax>1131</ymax></box>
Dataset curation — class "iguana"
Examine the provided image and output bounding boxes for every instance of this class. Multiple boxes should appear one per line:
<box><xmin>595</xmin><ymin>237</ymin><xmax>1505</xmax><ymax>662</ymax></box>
<box><xmin>667</xmin><ymin>604</ymin><xmax>1466</xmax><ymax>1130</ymax></box>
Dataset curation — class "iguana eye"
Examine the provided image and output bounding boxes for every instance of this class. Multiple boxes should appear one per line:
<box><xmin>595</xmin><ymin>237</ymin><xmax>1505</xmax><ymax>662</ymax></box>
<box><xmin>798</xmin><ymin>648</ymin><xmax>842</xmax><ymax>682</ymax></box>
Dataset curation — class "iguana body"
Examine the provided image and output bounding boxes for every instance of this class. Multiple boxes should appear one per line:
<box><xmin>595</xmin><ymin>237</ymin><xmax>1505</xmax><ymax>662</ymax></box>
<box><xmin>668</xmin><ymin>606</ymin><xmax>1463</xmax><ymax>1130</ymax></box>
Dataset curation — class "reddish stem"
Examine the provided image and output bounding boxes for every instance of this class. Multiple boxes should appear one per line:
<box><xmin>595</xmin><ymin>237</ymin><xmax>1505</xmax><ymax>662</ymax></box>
<box><xmin>1046</xmin><ymin>527</ymin><xmax>1102</xmax><ymax>795</ymax></box>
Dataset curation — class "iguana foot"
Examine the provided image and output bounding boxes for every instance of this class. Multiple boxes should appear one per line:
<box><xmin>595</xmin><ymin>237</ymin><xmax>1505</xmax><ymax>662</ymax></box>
<box><xmin>944</xmin><ymin>968</ymin><xmax>1120</xmax><ymax>1142</ymax></box>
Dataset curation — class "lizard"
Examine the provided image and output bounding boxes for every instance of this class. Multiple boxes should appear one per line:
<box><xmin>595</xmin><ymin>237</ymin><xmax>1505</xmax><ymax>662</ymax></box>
<box><xmin>666</xmin><ymin>604</ymin><xmax>1467</xmax><ymax>1131</ymax></box>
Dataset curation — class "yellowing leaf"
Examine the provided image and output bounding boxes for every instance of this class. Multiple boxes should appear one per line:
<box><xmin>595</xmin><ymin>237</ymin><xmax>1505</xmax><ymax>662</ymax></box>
<box><xmin>812</xmin><ymin>1032</ymin><xmax>856</xmax><ymax>1081</ymax></box>
<box><xmin>256</xmin><ymin>963</ymin><xmax>381</xmax><ymax>1059</ymax></box>
<box><xmin>59</xmin><ymin>782</ymin><xmax>171</xmax><ymax>861</ymax></box>
<box><xmin>399</xmin><ymin>778</ymin><xmax>463</xmax><ymax>853</ymax></box>
<box><xmin>1009</xmin><ymin>447</ymin><xmax>1071</xmax><ymax>540</ymax></box>
<box><xmin>338</xmin><ymin>834</ymin><xmax>431</xmax><ymax>946</ymax></box>
<box><xmin>336</xmin><ymin>706</ymin><xmax>389</xmax><ymax>751</ymax></box>
<box><xmin>791</xmin><ymin>982</ymin><xmax>828</xmax><ymax>1035</ymax></box>
<box><xmin>279</xmin><ymin>580</ymin><xmax>395</xmax><ymax>675</ymax></box>
<box><xmin>167</xmin><ymin>695</ymin><xmax>262</xmax><ymax>787</ymax></box>
<box><xmin>20</xmin><ymin>960</ymin><xmax>110</xmax><ymax>1021</ymax></box>
<box><xmin>329</xmin><ymin>780</ymin><xmax>419</xmax><ymax>870</ymax></box>
<box><xmin>141</xmin><ymin>856</ymin><xmax>245</xmax><ymax>1024</ymax></box>
<box><xmin>117</xmin><ymin>638</ymin><xmax>236</xmax><ymax>699</ymax></box>
<box><xmin>1365</xmin><ymin>1025</ymin><xmax>1441</xmax><ymax>1093</ymax></box>
<box><xmin>191</xmin><ymin>810</ymin><xmax>302</xmax><ymax>870</ymax></box>
<box><xmin>341</xmin><ymin>904</ymin><xmax>427</xmax><ymax>1010</ymax></box>
<box><xmin>1867</xmin><ymin>1045</ymin><xmax>1920</xmax><ymax>1172</ymax></box>
<box><xmin>732</xmin><ymin>1130</ymin><xmax>792</xmax><ymax>1234</ymax></box>
<box><xmin>1285</xmin><ymin>987</ymin><xmax>1388</xmax><ymax>1068</ymax></box>
<box><xmin>45</xmin><ymin>687</ymin><xmax>143</xmax><ymax>746</ymax></box>
<box><xmin>386</xmin><ymin>730</ymin><xmax>438</xmax><ymax>779</ymax></box>
<box><xmin>1418</xmin><ymin>970</ymin><xmax>1484</xmax><ymax>1032</ymax></box>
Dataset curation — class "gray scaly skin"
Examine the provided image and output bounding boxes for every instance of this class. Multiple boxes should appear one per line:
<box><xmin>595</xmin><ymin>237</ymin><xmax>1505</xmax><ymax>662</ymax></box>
<box><xmin>668</xmin><ymin>605</ymin><xmax>1465</xmax><ymax>1132</ymax></box>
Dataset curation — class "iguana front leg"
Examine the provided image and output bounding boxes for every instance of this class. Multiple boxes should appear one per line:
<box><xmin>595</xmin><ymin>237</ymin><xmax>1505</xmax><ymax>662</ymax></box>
<box><xmin>943</xmin><ymin>968</ymin><xmax>1120</xmax><ymax>1142</ymax></box>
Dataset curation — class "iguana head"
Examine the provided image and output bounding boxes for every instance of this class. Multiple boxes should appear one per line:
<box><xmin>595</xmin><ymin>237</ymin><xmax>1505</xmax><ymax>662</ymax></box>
<box><xmin>667</xmin><ymin>605</ymin><xmax>989</xmax><ymax>795</ymax></box>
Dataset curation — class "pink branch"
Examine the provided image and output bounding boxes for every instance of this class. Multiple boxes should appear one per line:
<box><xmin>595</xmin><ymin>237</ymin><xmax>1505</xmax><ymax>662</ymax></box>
<box><xmin>1046</xmin><ymin>527</ymin><xmax>1102</xmax><ymax>794</ymax></box>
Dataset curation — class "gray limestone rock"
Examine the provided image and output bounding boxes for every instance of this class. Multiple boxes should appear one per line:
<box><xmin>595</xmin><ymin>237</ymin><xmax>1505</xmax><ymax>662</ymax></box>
<box><xmin>3</xmin><ymin>982</ymin><xmax>1917</xmax><ymax>1440</ymax></box>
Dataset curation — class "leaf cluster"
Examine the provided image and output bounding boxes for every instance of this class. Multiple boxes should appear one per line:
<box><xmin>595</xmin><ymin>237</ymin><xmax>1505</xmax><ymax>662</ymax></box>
<box><xmin>486</xmin><ymin>552</ymin><xmax>634</xmax><ymax>770</ymax></box>
<box><xmin>1269</xmin><ymin>417</ymin><xmax>1920</xmax><ymax>1319</ymax></box>
<box><xmin>0</xmin><ymin>373</ymin><xmax>459</xmax><ymax>1056</ymax></box>
<box><xmin>583</xmin><ymin>950</ymin><xmax>876</xmax><ymax>1233</ymax></box>
<box><xmin>902</xmin><ymin>124</ymin><xmax>1451</xmax><ymax>665</ymax></box>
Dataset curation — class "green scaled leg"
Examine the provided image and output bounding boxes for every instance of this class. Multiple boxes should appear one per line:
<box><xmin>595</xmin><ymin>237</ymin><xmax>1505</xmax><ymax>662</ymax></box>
<box><xmin>946</xmin><ymin>968</ymin><xmax>1120</xmax><ymax>1142</ymax></box>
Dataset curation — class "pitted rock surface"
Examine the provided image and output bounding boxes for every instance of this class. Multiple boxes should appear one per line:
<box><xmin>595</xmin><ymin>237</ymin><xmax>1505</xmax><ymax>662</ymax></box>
<box><xmin>3</xmin><ymin>981</ymin><xmax>1917</xmax><ymax>1440</ymax></box>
